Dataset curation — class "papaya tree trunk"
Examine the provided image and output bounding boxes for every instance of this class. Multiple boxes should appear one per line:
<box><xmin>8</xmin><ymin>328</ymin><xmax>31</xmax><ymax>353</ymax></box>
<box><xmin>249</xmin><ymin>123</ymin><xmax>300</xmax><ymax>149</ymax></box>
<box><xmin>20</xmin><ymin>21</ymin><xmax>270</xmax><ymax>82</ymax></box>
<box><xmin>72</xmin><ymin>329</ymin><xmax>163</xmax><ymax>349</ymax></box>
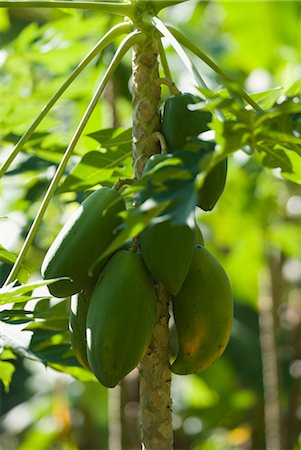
<box><xmin>132</xmin><ymin>28</ymin><xmax>174</xmax><ymax>450</ymax></box>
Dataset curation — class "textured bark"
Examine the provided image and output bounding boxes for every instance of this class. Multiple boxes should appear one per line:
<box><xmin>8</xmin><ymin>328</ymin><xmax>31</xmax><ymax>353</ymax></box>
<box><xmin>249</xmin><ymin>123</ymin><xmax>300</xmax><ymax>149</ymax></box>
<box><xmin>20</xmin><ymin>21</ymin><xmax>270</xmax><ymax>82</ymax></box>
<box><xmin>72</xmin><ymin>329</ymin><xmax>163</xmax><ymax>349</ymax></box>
<box><xmin>132</xmin><ymin>33</ymin><xmax>161</xmax><ymax>178</ymax></box>
<box><xmin>131</xmin><ymin>29</ymin><xmax>174</xmax><ymax>450</ymax></box>
<box><xmin>139</xmin><ymin>284</ymin><xmax>173</xmax><ymax>450</ymax></box>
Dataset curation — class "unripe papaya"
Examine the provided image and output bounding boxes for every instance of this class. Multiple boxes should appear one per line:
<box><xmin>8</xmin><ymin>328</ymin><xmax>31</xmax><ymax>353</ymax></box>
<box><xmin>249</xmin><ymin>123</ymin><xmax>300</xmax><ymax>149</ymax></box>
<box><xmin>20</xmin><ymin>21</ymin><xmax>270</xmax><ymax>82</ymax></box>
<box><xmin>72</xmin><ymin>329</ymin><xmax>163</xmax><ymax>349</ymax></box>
<box><xmin>162</xmin><ymin>94</ymin><xmax>228</xmax><ymax>211</ymax></box>
<box><xmin>197</xmin><ymin>157</ymin><xmax>228</xmax><ymax>211</ymax></box>
<box><xmin>162</xmin><ymin>93</ymin><xmax>212</xmax><ymax>151</ymax></box>
<box><xmin>86</xmin><ymin>250</ymin><xmax>156</xmax><ymax>388</ymax></box>
<box><xmin>171</xmin><ymin>245</ymin><xmax>232</xmax><ymax>374</ymax></box>
<box><xmin>69</xmin><ymin>283</ymin><xmax>95</xmax><ymax>370</ymax></box>
<box><xmin>42</xmin><ymin>187</ymin><xmax>125</xmax><ymax>298</ymax></box>
<box><xmin>139</xmin><ymin>215</ymin><xmax>196</xmax><ymax>295</ymax></box>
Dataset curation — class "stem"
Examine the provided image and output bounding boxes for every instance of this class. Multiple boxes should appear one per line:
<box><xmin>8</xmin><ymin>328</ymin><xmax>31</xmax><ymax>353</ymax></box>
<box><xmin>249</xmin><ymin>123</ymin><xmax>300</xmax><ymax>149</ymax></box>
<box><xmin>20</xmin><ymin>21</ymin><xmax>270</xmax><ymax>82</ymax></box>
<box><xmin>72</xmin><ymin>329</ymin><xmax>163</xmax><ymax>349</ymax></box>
<box><xmin>158</xmin><ymin>39</ymin><xmax>172</xmax><ymax>83</ymax></box>
<box><xmin>168</xmin><ymin>26</ymin><xmax>263</xmax><ymax>113</ymax></box>
<box><xmin>108</xmin><ymin>385</ymin><xmax>122</xmax><ymax>450</ymax></box>
<box><xmin>139</xmin><ymin>284</ymin><xmax>173</xmax><ymax>450</ymax></box>
<box><xmin>131</xmin><ymin>29</ymin><xmax>173</xmax><ymax>449</ymax></box>
<box><xmin>151</xmin><ymin>17</ymin><xmax>208</xmax><ymax>90</ymax></box>
<box><xmin>132</xmin><ymin>32</ymin><xmax>161</xmax><ymax>177</ymax></box>
<box><xmin>153</xmin><ymin>0</ymin><xmax>191</xmax><ymax>13</ymax></box>
<box><xmin>0</xmin><ymin>22</ymin><xmax>132</xmax><ymax>179</ymax></box>
<box><xmin>0</xmin><ymin>1</ymin><xmax>134</xmax><ymax>16</ymax></box>
<box><xmin>4</xmin><ymin>30</ymin><xmax>141</xmax><ymax>286</ymax></box>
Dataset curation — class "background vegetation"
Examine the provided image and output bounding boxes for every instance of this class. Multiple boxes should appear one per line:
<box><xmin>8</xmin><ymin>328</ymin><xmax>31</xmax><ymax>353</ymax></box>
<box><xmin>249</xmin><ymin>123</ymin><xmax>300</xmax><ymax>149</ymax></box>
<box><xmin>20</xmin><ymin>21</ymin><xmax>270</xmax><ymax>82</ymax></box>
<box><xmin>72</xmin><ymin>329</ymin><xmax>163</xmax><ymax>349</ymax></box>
<box><xmin>0</xmin><ymin>1</ymin><xmax>301</xmax><ymax>449</ymax></box>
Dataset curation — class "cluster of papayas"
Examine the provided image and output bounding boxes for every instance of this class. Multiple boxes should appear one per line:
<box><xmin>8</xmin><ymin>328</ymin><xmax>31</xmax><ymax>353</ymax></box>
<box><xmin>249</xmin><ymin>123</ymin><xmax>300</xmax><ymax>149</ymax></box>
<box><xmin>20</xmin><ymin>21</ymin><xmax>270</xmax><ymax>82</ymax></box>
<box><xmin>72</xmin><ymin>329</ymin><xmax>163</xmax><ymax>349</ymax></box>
<box><xmin>42</xmin><ymin>90</ymin><xmax>233</xmax><ymax>386</ymax></box>
<box><xmin>161</xmin><ymin>92</ymin><xmax>228</xmax><ymax>211</ymax></box>
<box><xmin>42</xmin><ymin>187</ymin><xmax>157</xmax><ymax>388</ymax></box>
<box><xmin>136</xmin><ymin>91</ymin><xmax>233</xmax><ymax>374</ymax></box>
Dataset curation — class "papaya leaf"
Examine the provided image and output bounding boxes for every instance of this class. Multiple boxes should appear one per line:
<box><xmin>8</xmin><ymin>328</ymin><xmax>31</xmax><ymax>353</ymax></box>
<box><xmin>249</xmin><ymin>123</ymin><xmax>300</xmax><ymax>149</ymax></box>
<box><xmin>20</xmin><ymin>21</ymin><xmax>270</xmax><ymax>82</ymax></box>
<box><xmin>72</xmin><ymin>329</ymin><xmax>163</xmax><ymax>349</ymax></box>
<box><xmin>0</xmin><ymin>245</ymin><xmax>18</xmax><ymax>264</ymax></box>
<box><xmin>0</xmin><ymin>278</ymin><xmax>67</xmax><ymax>305</ymax></box>
<box><xmin>0</xmin><ymin>309</ymin><xmax>34</xmax><ymax>325</ymax></box>
<box><xmin>58</xmin><ymin>148</ymin><xmax>132</xmax><ymax>193</ymax></box>
<box><xmin>257</xmin><ymin>144</ymin><xmax>293</xmax><ymax>173</ymax></box>
<box><xmin>0</xmin><ymin>361</ymin><xmax>16</xmax><ymax>392</ymax></box>
<box><xmin>87</xmin><ymin>127</ymin><xmax>132</xmax><ymax>147</ymax></box>
<box><xmin>249</xmin><ymin>87</ymin><xmax>284</xmax><ymax>110</ymax></box>
<box><xmin>286</xmin><ymin>79</ymin><xmax>301</xmax><ymax>96</ymax></box>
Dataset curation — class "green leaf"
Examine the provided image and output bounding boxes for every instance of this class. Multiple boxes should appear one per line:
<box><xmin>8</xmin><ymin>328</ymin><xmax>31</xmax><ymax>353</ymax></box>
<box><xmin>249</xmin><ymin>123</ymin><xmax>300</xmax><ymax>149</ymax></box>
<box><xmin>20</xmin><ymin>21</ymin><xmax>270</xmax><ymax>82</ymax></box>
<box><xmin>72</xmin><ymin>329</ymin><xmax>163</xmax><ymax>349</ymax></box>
<box><xmin>0</xmin><ymin>348</ymin><xmax>17</xmax><ymax>360</ymax></box>
<box><xmin>58</xmin><ymin>149</ymin><xmax>132</xmax><ymax>193</ymax></box>
<box><xmin>0</xmin><ymin>245</ymin><xmax>18</xmax><ymax>264</ymax></box>
<box><xmin>58</xmin><ymin>127</ymin><xmax>133</xmax><ymax>192</ymax></box>
<box><xmin>286</xmin><ymin>79</ymin><xmax>301</xmax><ymax>96</ymax></box>
<box><xmin>250</xmin><ymin>87</ymin><xmax>284</xmax><ymax>110</ymax></box>
<box><xmin>0</xmin><ymin>278</ymin><xmax>67</xmax><ymax>305</ymax></box>
<box><xmin>0</xmin><ymin>360</ymin><xmax>16</xmax><ymax>392</ymax></box>
<box><xmin>87</xmin><ymin>127</ymin><xmax>132</xmax><ymax>147</ymax></box>
<box><xmin>257</xmin><ymin>144</ymin><xmax>293</xmax><ymax>173</ymax></box>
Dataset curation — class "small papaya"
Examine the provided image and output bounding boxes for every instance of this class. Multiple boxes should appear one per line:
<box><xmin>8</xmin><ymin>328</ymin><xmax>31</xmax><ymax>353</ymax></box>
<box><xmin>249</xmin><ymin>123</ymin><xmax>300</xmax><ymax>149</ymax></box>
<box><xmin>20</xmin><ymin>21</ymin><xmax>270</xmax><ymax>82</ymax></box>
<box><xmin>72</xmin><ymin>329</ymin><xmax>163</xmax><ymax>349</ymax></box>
<box><xmin>86</xmin><ymin>250</ymin><xmax>156</xmax><ymax>388</ymax></box>
<box><xmin>171</xmin><ymin>245</ymin><xmax>233</xmax><ymax>375</ymax></box>
<box><xmin>139</xmin><ymin>215</ymin><xmax>196</xmax><ymax>295</ymax></box>
<box><xmin>42</xmin><ymin>187</ymin><xmax>125</xmax><ymax>298</ymax></box>
<box><xmin>162</xmin><ymin>93</ymin><xmax>212</xmax><ymax>151</ymax></box>
<box><xmin>162</xmin><ymin>94</ymin><xmax>228</xmax><ymax>211</ymax></box>
<box><xmin>197</xmin><ymin>157</ymin><xmax>228</xmax><ymax>211</ymax></box>
<box><xmin>69</xmin><ymin>282</ymin><xmax>95</xmax><ymax>370</ymax></box>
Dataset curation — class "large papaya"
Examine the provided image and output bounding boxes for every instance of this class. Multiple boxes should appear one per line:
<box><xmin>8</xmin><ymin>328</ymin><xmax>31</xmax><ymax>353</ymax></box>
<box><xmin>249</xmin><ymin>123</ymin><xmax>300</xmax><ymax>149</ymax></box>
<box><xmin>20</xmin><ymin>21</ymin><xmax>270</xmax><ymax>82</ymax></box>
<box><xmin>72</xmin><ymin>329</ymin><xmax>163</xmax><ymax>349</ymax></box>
<box><xmin>139</xmin><ymin>215</ymin><xmax>196</xmax><ymax>295</ymax></box>
<box><xmin>86</xmin><ymin>250</ymin><xmax>156</xmax><ymax>388</ymax></box>
<box><xmin>171</xmin><ymin>245</ymin><xmax>233</xmax><ymax>374</ymax></box>
<box><xmin>162</xmin><ymin>93</ymin><xmax>212</xmax><ymax>151</ymax></box>
<box><xmin>42</xmin><ymin>187</ymin><xmax>125</xmax><ymax>298</ymax></box>
<box><xmin>69</xmin><ymin>282</ymin><xmax>94</xmax><ymax>370</ymax></box>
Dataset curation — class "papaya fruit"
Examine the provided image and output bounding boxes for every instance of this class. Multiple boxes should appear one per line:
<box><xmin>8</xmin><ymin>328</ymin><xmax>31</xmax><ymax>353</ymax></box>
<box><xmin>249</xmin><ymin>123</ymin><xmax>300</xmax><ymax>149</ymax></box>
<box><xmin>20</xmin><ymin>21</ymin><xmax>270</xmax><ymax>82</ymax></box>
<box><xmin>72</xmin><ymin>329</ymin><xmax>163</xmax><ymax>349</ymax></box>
<box><xmin>162</xmin><ymin>93</ymin><xmax>228</xmax><ymax>211</ymax></box>
<box><xmin>197</xmin><ymin>157</ymin><xmax>228</xmax><ymax>211</ymax></box>
<box><xmin>162</xmin><ymin>93</ymin><xmax>212</xmax><ymax>151</ymax></box>
<box><xmin>69</xmin><ymin>282</ymin><xmax>95</xmax><ymax>370</ymax></box>
<box><xmin>139</xmin><ymin>215</ymin><xmax>196</xmax><ymax>295</ymax></box>
<box><xmin>171</xmin><ymin>245</ymin><xmax>233</xmax><ymax>374</ymax></box>
<box><xmin>42</xmin><ymin>187</ymin><xmax>125</xmax><ymax>298</ymax></box>
<box><xmin>86</xmin><ymin>250</ymin><xmax>156</xmax><ymax>388</ymax></box>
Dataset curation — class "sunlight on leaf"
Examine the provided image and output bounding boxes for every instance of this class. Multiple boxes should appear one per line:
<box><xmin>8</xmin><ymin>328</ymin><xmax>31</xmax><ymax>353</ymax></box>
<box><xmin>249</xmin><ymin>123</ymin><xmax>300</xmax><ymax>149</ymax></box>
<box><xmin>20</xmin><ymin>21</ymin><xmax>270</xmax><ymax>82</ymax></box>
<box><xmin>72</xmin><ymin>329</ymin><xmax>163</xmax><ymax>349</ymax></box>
<box><xmin>0</xmin><ymin>361</ymin><xmax>16</xmax><ymax>392</ymax></box>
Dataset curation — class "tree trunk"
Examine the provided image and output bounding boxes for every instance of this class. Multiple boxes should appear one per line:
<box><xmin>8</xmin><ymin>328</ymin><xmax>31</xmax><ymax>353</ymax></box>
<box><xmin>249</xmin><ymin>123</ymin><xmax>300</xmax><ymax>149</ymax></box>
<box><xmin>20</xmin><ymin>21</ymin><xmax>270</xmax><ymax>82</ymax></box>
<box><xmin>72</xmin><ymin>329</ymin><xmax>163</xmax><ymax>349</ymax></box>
<box><xmin>258</xmin><ymin>249</ymin><xmax>283</xmax><ymax>450</ymax></box>
<box><xmin>131</xmin><ymin>30</ymin><xmax>174</xmax><ymax>450</ymax></box>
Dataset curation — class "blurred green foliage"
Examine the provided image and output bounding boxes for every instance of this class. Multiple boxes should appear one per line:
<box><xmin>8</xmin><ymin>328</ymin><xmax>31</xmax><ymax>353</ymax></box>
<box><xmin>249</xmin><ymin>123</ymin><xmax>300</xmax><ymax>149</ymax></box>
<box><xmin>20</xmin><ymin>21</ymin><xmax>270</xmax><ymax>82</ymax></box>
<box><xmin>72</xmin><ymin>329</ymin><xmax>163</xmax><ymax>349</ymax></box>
<box><xmin>0</xmin><ymin>1</ymin><xmax>301</xmax><ymax>449</ymax></box>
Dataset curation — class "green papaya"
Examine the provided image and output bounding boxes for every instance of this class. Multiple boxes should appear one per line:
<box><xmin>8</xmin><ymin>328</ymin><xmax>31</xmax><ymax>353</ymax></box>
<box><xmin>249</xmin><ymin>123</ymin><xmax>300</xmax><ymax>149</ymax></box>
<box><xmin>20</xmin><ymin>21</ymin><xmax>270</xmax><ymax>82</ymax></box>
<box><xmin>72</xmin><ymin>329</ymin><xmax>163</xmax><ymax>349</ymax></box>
<box><xmin>86</xmin><ymin>250</ymin><xmax>156</xmax><ymax>388</ymax></box>
<box><xmin>69</xmin><ymin>282</ymin><xmax>95</xmax><ymax>370</ymax></box>
<box><xmin>139</xmin><ymin>215</ymin><xmax>196</xmax><ymax>295</ymax></box>
<box><xmin>171</xmin><ymin>245</ymin><xmax>233</xmax><ymax>374</ymax></box>
<box><xmin>162</xmin><ymin>94</ymin><xmax>228</xmax><ymax>211</ymax></box>
<box><xmin>197</xmin><ymin>157</ymin><xmax>228</xmax><ymax>211</ymax></box>
<box><xmin>162</xmin><ymin>93</ymin><xmax>212</xmax><ymax>151</ymax></box>
<box><xmin>42</xmin><ymin>187</ymin><xmax>125</xmax><ymax>298</ymax></box>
